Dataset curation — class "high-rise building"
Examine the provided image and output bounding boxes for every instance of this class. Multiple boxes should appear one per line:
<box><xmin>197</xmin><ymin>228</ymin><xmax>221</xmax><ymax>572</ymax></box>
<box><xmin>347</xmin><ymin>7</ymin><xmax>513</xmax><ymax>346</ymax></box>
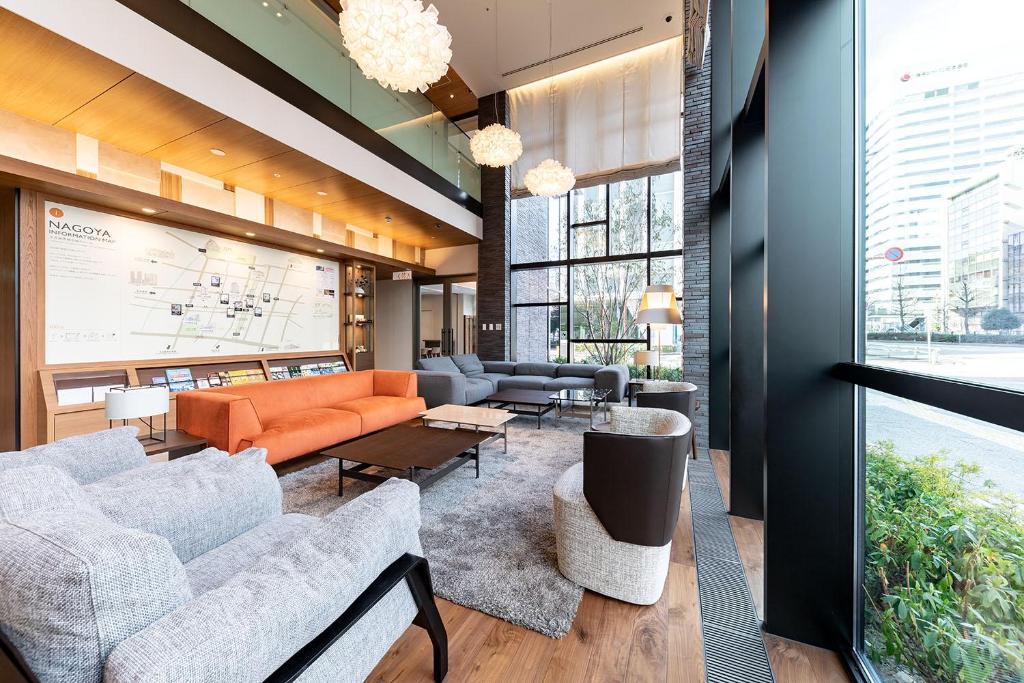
<box><xmin>864</xmin><ymin>64</ymin><xmax>1024</xmax><ymax>331</ymax></box>
<box><xmin>946</xmin><ymin>148</ymin><xmax>1024</xmax><ymax>321</ymax></box>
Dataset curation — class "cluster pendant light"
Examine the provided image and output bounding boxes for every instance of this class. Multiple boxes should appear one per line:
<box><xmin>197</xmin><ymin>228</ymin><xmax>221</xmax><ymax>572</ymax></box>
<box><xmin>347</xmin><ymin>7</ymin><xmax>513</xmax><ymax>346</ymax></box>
<box><xmin>339</xmin><ymin>0</ymin><xmax>452</xmax><ymax>93</ymax></box>
<box><xmin>525</xmin><ymin>0</ymin><xmax>575</xmax><ymax>197</ymax></box>
<box><xmin>470</xmin><ymin>123</ymin><xmax>523</xmax><ymax>167</ymax></box>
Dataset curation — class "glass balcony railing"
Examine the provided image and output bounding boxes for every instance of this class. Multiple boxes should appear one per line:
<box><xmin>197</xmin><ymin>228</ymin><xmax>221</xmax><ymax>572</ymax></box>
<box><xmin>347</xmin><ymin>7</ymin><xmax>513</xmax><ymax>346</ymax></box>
<box><xmin>180</xmin><ymin>0</ymin><xmax>480</xmax><ymax>202</ymax></box>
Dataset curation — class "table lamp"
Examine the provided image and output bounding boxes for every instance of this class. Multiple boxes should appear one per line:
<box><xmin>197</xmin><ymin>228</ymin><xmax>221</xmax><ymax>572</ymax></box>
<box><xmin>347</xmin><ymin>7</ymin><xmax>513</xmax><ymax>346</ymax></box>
<box><xmin>105</xmin><ymin>385</ymin><xmax>170</xmax><ymax>444</ymax></box>
<box><xmin>634</xmin><ymin>349</ymin><xmax>659</xmax><ymax>378</ymax></box>
<box><xmin>636</xmin><ymin>284</ymin><xmax>682</xmax><ymax>379</ymax></box>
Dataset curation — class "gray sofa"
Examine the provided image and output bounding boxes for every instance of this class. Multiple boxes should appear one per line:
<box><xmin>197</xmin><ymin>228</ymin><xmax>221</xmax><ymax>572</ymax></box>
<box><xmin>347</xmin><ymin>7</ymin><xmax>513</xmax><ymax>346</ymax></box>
<box><xmin>415</xmin><ymin>354</ymin><xmax>629</xmax><ymax>408</ymax></box>
<box><xmin>0</xmin><ymin>428</ymin><xmax>445</xmax><ymax>683</ymax></box>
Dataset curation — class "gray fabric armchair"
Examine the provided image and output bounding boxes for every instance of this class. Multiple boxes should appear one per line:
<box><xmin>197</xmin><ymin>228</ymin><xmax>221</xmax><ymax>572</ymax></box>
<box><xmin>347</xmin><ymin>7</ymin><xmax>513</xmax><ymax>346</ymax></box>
<box><xmin>0</xmin><ymin>430</ymin><xmax>446</xmax><ymax>683</ymax></box>
<box><xmin>553</xmin><ymin>407</ymin><xmax>692</xmax><ymax>605</ymax></box>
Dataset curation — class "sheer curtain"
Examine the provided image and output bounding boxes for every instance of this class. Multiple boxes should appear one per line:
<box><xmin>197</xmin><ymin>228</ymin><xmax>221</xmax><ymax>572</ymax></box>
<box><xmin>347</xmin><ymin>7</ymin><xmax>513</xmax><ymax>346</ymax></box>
<box><xmin>508</xmin><ymin>36</ymin><xmax>682</xmax><ymax>196</ymax></box>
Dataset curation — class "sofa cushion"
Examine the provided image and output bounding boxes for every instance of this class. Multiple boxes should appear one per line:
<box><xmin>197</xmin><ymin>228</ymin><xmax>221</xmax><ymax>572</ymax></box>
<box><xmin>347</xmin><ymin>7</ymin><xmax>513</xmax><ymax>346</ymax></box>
<box><xmin>497</xmin><ymin>375</ymin><xmax>551</xmax><ymax>391</ymax></box>
<box><xmin>0</xmin><ymin>465</ymin><xmax>101</xmax><ymax>523</ymax></box>
<box><xmin>544</xmin><ymin>376</ymin><xmax>596</xmax><ymax>392</ymax></box>
<box><xmin>418</xmin><ymin>356</ymin><xmax>460</xmax><ymax>373</ymax></box>
<box><xmin>465</xmin><ymin>377</ymin><xmax>495</xmax><ymax>404</ymax></box>
<box><xmin>481</xmin><ymin>360</ymin><xmax>517</xmax><ymax>375</ymax></box>
<box><xmin>515</xmin><ymin>362</ymin><xmax>558</xmax><ymax>377</ymax></box>
<box><xmin>334</xmin><ymin>396</ymin><xmax>426</xmax><ymax>434</ymax></box>
<box><xmin>0</xmin><ymin>426</ymin><xmax>146</xmax><ymax>484</ymax></box>
<box><xmin>450</xmin><ymin>354</ymin><xmax>485</xmax><ymax>376</ymax></box>
<box><xmin>254</xmin><ymin>408</ymin><xmax>362</xmax><ymax>464</ymax></box>
<box><xmin>184</xmin><ymin>513</ymin><xmax>317</xmax><ymax>596</ymax></box>
<box><xmin>87</xmin><ymin>449</ymin><xmax>283</xmax><ymax>563</ymax></box>
<box><xmin>476</xmin><ymin>372</ymin><xmax>511</xmax><ymax>391</ymax></box>
<box><xmin>557</xmin><ymin>363</ymin><xmax>602</xmax><ymax>378</ymax></box>
<box><xmin>0</xmin><ymin>511</ymin><xmax>191</xmax><ymax>683</ymax></box>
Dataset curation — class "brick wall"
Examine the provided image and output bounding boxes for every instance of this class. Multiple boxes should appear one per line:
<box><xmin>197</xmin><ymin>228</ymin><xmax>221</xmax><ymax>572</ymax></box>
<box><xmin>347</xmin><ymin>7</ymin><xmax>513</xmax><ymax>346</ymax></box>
<box><xmin>683</xmin><ymin>1</ymin><xmax>712</xmax><ymax>450</ymax></box>
<box><xmin>477</xmin><ymin>92</ymin><xmax>512</xmax><ymax>360</ymax></box>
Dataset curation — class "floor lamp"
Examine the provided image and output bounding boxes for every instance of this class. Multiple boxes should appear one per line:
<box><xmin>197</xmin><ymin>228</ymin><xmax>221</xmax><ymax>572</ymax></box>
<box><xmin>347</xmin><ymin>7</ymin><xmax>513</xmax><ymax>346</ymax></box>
<box><xmin>636</xmin><ymin>284</ymin><xmax>682</xmax><ymax>380</ymax></box>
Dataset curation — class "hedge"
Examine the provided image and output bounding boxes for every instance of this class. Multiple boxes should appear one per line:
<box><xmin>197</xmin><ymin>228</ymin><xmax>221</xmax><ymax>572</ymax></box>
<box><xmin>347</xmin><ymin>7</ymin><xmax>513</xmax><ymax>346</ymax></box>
<box><xmin>867</xmin><ymin>332</ymin><xmax>1024</xmax><ymax>345</ymax></box>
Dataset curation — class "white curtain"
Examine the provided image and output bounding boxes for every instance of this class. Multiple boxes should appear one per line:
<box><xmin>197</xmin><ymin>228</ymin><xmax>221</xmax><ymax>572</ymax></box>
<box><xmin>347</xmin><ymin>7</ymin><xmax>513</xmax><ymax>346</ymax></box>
<box><xmin>508</xmin><ymin>36</ymin><xmax>682</xmax><ymax>195</ymax></box>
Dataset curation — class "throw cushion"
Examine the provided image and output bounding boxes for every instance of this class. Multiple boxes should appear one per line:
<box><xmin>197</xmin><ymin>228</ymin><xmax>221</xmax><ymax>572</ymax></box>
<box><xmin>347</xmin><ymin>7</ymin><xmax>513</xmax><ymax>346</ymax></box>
<box><xmin>450</xmin><ymin>354</ymin><xmax>485</xmax><ymax>376</ymax></box>
<box><xmin>481</xmin><ymin>360</ymin><xmax>517</xmax><ymax>375</ymax></box>
<box><xmin>418</xmin><ymin>356</ymin><xmax>461</xmax><ymax>373</ymax></box>
<box><xmin>0</xmin><ymin>426</ymin><xmax>147</xmax><ymax>484</ymax></box>
<box><xmin>0</xmin><ymin>511</ymin><xmax>191</xmax><ymax>683</ymax></box>
<box><xmin>86</xmin><ymin>448</ymin><xmax>283</xmax><ymax>563</ymax></box>
<box><xmin>515</xmin><ymin>362</ymin><xmax>558</xmax><ymax>377</ymax></box>
<box><xmin>0</xmin><ymin>465</ymin><xmax>101</xmax><ymax>523</ymax></box>
<box><xmin>556</xmin><ymin>363</ymin><xmax>602</xmax><ymax>378</ymax></box>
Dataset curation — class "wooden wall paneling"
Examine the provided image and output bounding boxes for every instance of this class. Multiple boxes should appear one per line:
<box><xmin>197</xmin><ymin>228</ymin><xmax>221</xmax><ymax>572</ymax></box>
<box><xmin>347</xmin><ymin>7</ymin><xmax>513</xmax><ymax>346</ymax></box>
<box><xmin>18</xmin><ymin>189</ymin><xmax>45</xmax><ymax>447</ymax></box>
<box><xmin>0</xmin><ymin>186</ymin><xmax>17</xmax><ymax>449</ymax></box>
<box><xmin>160</xmin><ymin>170</ymin><xmax>182</xmax><ymax>201</ymax></box>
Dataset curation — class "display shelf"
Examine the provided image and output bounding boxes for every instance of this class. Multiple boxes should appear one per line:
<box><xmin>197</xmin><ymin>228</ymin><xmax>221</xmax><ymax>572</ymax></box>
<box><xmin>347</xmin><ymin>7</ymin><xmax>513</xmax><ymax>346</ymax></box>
<box><xmin>344</xmin><ymin>262</ymin><xmax>376</xmax><ymax>370</ymax></box>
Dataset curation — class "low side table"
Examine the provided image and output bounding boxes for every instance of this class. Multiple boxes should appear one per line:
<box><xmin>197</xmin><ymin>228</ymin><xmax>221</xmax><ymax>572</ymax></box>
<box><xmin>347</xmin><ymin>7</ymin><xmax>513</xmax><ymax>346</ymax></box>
<box><xmin>143</xmin><ymin>430</ymin><xmax>208</xmax><ymax>460</ymax></box>
<box><xmin>552</xmin><ymin>388</ymin><xmax>611</xmax><ymax>427</ymax></box>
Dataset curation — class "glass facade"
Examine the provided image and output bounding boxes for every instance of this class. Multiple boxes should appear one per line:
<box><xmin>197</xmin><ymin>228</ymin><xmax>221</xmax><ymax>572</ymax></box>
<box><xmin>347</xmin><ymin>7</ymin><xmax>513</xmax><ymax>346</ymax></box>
<box><xmin>510</xmin><ymin>172</ymin><xmax>683</xmax><ymax>376</ymax></box>
<box><xmin>859</xmin><ymin>2</ymin><xmax>1024</xmax><ymax>681</ymax></box>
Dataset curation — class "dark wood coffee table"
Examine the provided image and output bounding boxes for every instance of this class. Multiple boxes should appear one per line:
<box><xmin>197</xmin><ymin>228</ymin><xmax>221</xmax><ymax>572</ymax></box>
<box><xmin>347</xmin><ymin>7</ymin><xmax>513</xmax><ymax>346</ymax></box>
<box><xmin>484</xmin><ymin>388</ymin><xmax>556</xmax><ymax>429</ymax></box>
<box><xmin>321</xmin><ymin>422</ymin><xmax>491</xmax><ymax>495</ymax></box>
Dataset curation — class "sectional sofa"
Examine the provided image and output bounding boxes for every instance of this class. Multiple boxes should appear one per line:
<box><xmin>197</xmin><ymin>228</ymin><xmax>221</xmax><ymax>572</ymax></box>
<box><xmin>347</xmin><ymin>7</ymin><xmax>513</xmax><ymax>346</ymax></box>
<box><xmin>415</xmin><ymin>354</ymin><xmax>629</xmax><ymax>408</ymax></box>
<box><xmin>176</xmin><ymin>370</ymin><xmax>425</xmax><ymax>465</ymax></box>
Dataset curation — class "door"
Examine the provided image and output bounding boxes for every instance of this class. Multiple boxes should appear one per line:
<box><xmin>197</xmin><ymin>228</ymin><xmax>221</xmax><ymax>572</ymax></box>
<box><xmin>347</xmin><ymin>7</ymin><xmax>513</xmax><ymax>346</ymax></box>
<box><xmin>417</xmin><ymin>280</ymin><xmax>476</xmax><ymax>358</ymax></box>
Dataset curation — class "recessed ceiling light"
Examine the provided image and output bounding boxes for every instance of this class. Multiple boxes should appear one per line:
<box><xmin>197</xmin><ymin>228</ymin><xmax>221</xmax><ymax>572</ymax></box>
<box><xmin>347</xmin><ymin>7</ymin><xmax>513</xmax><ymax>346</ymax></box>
<box><xmin>316</xmin><ymin>248</ymin><xmax>324</xmax><ymax>253</ymax></box>
<box><xmin>275</xmin><ymin>11</ymin><xmax>283</xmax><ymax>17</ymax></box>
<box><xmin>209</xmin><ymin>148</ymin><xmax>226</xmax><ymax>157</ymax></box>
<box><xmin>262</xmin><ymin>1</ymin><xmax>268</xmax><ymax>5</ymax></box>
<box><xmin>431</xmin><ymin>236</ymin><xmax>437</xmax><ymax>239</ymax></box>
<box><xmin>434</xmin><ymin>223</ymin><xmax>441</xmax><ymax>229</ymax></box>
<box><xmin>245</xmin><ymin>232</ymin><xmax>256</xmax><ymax>237</ymax></box>
<box><xmin>272</xmin><ymin>172</ymin><xmax>281</xmax><ymax>178</ymax></box>
<box><xmin>316</xmin><ymin>191</ymin><xmax>328</xmax><ymax>197</ymax></box>
<box><xmin>141</xmin><ymin>207</ymin><xmax>157</xmax><ymax>214</ymax></box>
<box><xmin>384</xmin><ymin>216</ymin><xmax>393</xmax><ymax>223</ymax></box>
<box><xmin>449</xmin><ymin>93</ymin><xmax>455</xmax><ymax>99</ymax></box>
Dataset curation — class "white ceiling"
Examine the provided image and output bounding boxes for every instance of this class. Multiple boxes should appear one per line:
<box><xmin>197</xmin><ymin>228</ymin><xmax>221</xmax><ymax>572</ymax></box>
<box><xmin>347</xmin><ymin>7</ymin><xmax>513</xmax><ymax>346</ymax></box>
<box><xmin>432</xmin><ymin>0</ymin><xmax>684</xmax><ymax>96</ymax></box>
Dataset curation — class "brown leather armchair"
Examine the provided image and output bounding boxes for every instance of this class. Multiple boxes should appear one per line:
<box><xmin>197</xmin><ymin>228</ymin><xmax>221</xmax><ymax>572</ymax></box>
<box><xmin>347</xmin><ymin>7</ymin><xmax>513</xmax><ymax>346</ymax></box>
<box><xmin>636</xmin><ymin>381</ymin><xmax>700</xmax><ymax>459</ymax></box>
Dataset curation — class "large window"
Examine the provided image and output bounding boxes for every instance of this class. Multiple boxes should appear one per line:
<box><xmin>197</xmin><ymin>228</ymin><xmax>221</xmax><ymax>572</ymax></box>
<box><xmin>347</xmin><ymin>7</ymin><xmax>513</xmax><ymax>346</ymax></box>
<box><xmin>510</xmin><ymin>172</ymin><xmax>683</xmax><ymax>375</ymax></box>
<box><xmin>859</xmin><ymin>2</ymin><xmax>1024</xmax><ymax>681</ymax></box>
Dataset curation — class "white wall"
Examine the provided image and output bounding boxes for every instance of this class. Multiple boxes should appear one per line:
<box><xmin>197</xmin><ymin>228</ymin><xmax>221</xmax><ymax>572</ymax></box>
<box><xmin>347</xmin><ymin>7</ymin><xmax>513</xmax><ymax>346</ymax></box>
<box><xmin>424</xmin><ymin>244</ymin><xmax>478</xmax><ymax>275</ymax></box>
<box><xmin>374</xmin><ymin>279</ymin><xmax>414</xmax><ymax>370</ymax></box>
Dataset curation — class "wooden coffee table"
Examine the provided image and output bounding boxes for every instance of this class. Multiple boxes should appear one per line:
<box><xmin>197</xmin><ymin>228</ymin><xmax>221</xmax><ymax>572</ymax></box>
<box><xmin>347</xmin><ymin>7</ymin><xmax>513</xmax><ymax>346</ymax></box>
<box><xmin>321</xmin><ymin>422</ymin><xmax>492</xmax><ymax>495</ymax></box>
<box><xmin>484</xmin><ymin>388</ymin><xmax>556</xmax><ymax>429</ymax></box>
<box><xmin>420</xmin><ymin>403</ymin><xmax>517</xmax><ymax>452</ymax></box>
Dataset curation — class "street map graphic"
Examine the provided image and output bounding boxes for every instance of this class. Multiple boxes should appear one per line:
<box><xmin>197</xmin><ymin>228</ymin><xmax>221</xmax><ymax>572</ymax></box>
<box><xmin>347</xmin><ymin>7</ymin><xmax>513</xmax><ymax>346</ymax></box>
<box><xmin>44</xmin><ymin>202</ymin><xmax>339</xmax><ymax>364</ymax></box>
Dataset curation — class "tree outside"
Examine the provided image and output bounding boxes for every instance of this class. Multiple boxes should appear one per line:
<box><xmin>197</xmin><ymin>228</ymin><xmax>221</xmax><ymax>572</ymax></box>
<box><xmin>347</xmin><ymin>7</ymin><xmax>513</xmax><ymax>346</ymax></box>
<box><xmin>950</xmin><ymin>278</ymin><xmax>980</xmax><ymax>335</ymax></box>
<box><xmin>981</xmin><ymin>307</ymin><xmax>1022</xmax><ymax>334</ymax></box>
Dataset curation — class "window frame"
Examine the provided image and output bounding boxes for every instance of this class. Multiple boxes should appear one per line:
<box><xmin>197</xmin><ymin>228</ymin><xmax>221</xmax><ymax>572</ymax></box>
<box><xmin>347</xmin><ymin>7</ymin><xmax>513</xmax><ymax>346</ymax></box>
<box><xmin>510</xmin><ymin>172</ymin><xmax>684</xmax><ymax>366</ymax></box>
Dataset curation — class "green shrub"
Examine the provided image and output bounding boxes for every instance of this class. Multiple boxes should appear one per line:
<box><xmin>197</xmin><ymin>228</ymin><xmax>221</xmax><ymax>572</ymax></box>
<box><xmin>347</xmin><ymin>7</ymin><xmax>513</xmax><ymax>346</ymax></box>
<box><xmin>865</xmin><ymin>442</ymin><xmax>1024</xmax><ymax>682</ymax></box>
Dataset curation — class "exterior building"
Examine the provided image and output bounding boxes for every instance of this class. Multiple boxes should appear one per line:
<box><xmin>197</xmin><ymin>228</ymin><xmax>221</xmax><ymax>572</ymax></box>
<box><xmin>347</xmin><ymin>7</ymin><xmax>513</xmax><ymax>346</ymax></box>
<box><xmin>864</xmin><ymin>64</ymin><xmax>1024</xmax><ymax>331</ymax></box>
<box><xmin>946</xmin><ymin>148</ymin><xmax>1024</xmax><ymax>325</ymax></box>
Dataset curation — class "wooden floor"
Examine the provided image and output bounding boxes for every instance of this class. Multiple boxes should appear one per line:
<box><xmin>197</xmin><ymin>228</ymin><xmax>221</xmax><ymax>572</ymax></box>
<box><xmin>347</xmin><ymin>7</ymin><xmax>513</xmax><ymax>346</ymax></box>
<box><xmin>368</xmin><ymin>449</ymin><xmax>847</xmax><ymax>683</ymax></box>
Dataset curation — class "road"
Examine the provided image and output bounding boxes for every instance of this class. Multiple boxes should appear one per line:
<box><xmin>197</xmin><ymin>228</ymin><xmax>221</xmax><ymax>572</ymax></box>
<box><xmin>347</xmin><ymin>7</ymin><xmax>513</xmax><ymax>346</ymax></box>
<box><xmin>866</xmin><ymin>339</ymin><xmax>1024</xmax><ymax>391</ymax></box>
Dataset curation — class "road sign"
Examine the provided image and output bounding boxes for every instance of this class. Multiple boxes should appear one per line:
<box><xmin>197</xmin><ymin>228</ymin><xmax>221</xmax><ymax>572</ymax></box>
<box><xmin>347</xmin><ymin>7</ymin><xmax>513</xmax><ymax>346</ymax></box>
<box><xmin>884</xmin><ymin>246</ymin><xmax>904</xmax><ymax>262</ymax></box>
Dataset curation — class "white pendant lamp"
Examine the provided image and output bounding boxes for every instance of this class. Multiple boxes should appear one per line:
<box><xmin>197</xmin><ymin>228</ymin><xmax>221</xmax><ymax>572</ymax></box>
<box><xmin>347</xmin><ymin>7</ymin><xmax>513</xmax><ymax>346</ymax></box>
<box><xmin>471</xmin><ymin>123</ymin><xmax>523</xmax><ymax>167</ymax></box>
<box><xmin>339</xmin><ymin>0</ymin><xmax>452</xmax><ymax>94</ymax></box>
<box><xmin>527</xmin><ymin>0</ymin><xmax>575</xmax><ymax>197</ymax></box>
<box><xmin>524</xmin><ymin>158</ymin><xmax>576</xmax><ymax>197</ymax></box>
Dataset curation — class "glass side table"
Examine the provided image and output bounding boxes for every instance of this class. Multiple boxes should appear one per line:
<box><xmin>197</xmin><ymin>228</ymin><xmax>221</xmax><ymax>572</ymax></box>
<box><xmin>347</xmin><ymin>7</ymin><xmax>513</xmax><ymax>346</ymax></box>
<box><xmin>551</xmin><ymin>388</ymin><xmax>612</xmax><ymax>427</ymax></box>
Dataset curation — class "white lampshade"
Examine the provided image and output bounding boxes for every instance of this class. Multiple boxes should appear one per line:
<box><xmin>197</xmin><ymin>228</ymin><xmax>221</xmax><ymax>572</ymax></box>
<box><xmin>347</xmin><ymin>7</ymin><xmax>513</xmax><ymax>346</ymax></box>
<box><xmin>636</xmin><ymin>284</ymin><xmax>682</xmax><ymax>325</ymax></box>
<box><xmin>634</xmin><ymin>350</ymin><xmax>659</xmax><ymax>366</ymax></box>
<box><xmin>105</xmin><ymin>386</ymin><xmax>169</xmax><ymax>421</ymax></box>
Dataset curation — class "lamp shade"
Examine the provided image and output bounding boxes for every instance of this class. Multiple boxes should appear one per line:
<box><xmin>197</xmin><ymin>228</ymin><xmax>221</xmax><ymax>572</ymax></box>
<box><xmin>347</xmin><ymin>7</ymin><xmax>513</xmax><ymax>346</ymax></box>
<box><xmin>634</xmin><ymin>350</ymin><xmax>659</xmax><ymax>366</ymax></box>
<box><xmin>636</xmin><ymin>284</ymin><xmax>682</xmax><ymax>325</ymax></box>
<box><xmin>105</xmin><ymin>386</ymin><xmax>169</xmax><ymax>421</ymax></box>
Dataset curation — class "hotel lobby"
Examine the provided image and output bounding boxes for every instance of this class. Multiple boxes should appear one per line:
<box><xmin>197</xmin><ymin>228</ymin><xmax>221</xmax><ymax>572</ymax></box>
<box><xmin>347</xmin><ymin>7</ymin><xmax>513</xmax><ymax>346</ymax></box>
<box><xmin>1</xmin><ymin>1</ymin><xmax>1023</xmax><ymax>682</ymax></box>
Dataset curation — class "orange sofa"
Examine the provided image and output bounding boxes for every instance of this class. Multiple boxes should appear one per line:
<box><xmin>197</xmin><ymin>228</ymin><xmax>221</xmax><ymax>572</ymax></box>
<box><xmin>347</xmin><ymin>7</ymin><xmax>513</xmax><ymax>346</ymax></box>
<box><xmin>175</xmin><ymin>370</ymin><xmax>425</xmax><ymax>465</ymax></box>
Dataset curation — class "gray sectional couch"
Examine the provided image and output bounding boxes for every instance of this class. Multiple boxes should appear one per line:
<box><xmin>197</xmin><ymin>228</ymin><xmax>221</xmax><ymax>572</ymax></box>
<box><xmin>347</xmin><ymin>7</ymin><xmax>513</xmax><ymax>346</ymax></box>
<box><xmin>415</xmin><ymin>354</ymin><xmax>629</xmax><ymax>408</ymax></box>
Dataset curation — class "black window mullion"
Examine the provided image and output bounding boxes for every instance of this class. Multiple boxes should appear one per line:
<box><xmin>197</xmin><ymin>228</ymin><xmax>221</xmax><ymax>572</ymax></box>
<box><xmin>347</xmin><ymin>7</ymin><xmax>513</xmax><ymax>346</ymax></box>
<box><xmin>566</xmin><ymin>191</ymin><xmax>574</xmax><ymax>363</ymax></box>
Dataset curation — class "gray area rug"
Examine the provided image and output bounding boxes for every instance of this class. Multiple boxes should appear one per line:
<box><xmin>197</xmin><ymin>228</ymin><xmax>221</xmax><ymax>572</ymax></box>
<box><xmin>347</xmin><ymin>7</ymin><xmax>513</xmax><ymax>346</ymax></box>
<box><xmin>279</xmin><ymin>414</ymin><xmax>589</xmax><ymax>638</ymax></box>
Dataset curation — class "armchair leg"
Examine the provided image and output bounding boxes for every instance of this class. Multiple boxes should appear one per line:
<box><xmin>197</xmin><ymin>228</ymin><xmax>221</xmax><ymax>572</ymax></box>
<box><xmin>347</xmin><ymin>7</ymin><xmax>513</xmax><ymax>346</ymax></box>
<box><xmin>407</xmin><ymin>558</ymin><xmax>448</xmax><ymax>682</ymax></box>
<box><xmin>691</xmin><ymin>430</ymin><xmax>698</xmax><ymax>459</ymax></box>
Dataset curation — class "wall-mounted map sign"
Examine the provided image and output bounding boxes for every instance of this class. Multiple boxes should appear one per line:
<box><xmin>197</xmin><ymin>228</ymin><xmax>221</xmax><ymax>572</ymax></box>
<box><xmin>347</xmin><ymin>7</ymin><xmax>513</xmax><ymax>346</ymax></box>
<box><xmin>44</xmin><ymin>202</ymin><xmax>340</xmax><ymax>364</ymax></box>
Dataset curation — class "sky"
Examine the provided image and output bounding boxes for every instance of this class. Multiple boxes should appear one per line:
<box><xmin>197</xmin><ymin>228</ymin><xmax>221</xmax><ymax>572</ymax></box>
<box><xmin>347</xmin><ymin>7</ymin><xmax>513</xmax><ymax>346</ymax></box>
<box><xmin>865</xmin><ymin>0</ymin><xmax>1024</xmax><ymax>118</ymax></box>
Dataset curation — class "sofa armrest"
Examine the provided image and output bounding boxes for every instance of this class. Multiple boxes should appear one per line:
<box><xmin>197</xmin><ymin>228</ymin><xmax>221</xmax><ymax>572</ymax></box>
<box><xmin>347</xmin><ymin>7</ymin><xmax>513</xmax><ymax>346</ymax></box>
<box><xmin>414</xmin><ymin>370</ymin><xmax>466</xmax><ymax>408</ymax></box>
<box><xmin>104</xmin><ymin>479</ymin><xmax>423</xmax><ymax>683</ymax></box>
<box><xmin>373</xmin><ymin>369</ymin><xmax>418</xmax><ymax>398</ymax></box>
<box><xmin>594</xmin><ymin>364</ymin><xmax>629</xmax><ymax>402</ymax></box>
<box><xmin>175</xmin><ymin>391</ymin><xmax>263</xmax><ymax>453</ymax></box>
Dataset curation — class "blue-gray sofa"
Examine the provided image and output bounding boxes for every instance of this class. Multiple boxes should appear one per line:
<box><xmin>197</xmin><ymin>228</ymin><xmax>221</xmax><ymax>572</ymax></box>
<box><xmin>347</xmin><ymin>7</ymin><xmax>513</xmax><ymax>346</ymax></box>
<box><xmin>415</xmin><ymin>354</ymin><xmax>629</xmax><ymax>408</ymax></box>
